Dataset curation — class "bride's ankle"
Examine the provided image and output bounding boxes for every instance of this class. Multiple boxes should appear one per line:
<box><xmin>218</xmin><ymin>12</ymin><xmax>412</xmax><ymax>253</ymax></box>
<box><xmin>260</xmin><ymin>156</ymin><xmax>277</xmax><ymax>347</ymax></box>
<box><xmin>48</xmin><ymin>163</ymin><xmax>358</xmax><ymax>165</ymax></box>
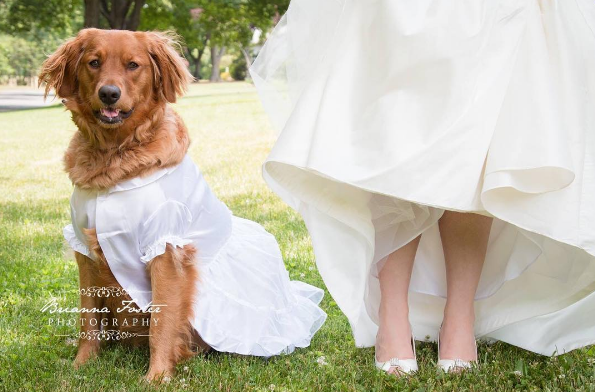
<box><xmin>377</xmin><ymin>322</ymin><xmax>411</xmax><ymax>340</ymax></box>
<box><xmin>377</xmin><ymin>314</ymin><xmax>411</xmax><ymax>339</ymax></box>
<box><xmin>375</xmin><ymin>320</ymin><xmax>414</xmax><ymax>361</ymax></box>
<box><xmin>375</xmin><ymin>333</ymin><xmax>415</xmax><ymax>361</ymax></box>
<box><xmin>443</xmin><ymin>306</ymin><xmax>475</xmax><ymax>328</ymax></box>
<box><xmin>379</xmin><ymin>302</ymin><xmax>409</xmax><ymax>323</ymax></box>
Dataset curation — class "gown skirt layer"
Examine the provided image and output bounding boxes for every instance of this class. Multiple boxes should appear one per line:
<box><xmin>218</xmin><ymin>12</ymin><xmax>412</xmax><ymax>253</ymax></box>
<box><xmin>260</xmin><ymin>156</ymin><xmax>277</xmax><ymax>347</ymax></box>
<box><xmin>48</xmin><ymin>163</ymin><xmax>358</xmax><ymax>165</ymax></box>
<box><xmin>250</xmin><ymin>0</ymin><xmax>595</xmax><ymax>355</ymax></box>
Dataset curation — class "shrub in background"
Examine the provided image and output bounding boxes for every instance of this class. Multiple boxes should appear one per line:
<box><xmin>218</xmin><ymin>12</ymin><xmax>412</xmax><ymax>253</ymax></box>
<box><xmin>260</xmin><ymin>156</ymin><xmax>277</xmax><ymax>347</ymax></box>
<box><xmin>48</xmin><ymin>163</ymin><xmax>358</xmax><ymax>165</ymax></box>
<box><xmin>230</xmin><ymin>56</ymin><xmax>247</xmax><ymax>81</ymax></box>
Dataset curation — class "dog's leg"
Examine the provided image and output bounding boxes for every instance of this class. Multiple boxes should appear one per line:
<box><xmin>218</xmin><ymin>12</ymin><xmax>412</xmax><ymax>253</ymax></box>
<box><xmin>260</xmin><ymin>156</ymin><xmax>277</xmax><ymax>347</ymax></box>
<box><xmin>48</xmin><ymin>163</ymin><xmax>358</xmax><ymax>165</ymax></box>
<box><xmin>73</xmin><ymin>251</ymin><xmax>103</xmax><ymax>368</ymax></box>
<box><xmin>144</xmin><ymin>244</ymin><xmax>200</xmax><ymax>383</ymax></box>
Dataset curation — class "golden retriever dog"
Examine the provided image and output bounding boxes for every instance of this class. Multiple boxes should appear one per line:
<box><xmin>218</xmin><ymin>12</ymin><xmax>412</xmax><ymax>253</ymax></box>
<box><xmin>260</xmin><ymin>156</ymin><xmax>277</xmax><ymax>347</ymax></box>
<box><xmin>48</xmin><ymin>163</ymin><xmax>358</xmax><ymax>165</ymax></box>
<box><xmin>39</xmin><ymin>28</ymin><xmax>209</xmax><ymax>382</ymax></box>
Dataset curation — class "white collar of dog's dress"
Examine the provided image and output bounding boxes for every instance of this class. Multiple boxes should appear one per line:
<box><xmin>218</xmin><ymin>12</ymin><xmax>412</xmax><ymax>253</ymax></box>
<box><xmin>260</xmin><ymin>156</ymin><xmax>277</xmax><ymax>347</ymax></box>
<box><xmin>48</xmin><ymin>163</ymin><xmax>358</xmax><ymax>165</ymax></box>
<box><xmin>108</xmin><ymin>162</ymin><xmax>181</xmax><ymax>194</ymax></box>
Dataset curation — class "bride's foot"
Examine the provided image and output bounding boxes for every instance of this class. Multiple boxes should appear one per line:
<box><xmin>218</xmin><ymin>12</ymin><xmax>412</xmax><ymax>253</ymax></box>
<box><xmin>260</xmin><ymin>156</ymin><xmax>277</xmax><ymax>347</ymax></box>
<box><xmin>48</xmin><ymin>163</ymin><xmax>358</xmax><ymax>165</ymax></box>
<box><xmin>375</xmin><ymin>312</ymin><xmax>417</xmax><ymax>376</ymax></box>
<box><xmin>437</xmin><ymin>309</ymin><xmax>478</xmax><ymax>372</ymax></box>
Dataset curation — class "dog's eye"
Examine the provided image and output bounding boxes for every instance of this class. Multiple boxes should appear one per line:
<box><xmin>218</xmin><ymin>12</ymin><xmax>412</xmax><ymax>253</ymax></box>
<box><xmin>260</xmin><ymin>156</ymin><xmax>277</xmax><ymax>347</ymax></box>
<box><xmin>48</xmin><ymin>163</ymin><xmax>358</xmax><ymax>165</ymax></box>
<box><xmin>89</xmin><ymin>60</ymin><xmax>100</xmax><ymax>68</ymax></box>
<box><xmin>128</xmin><ymin>62</ymin><xmax>139</xmax><ymax>70</ymax></box>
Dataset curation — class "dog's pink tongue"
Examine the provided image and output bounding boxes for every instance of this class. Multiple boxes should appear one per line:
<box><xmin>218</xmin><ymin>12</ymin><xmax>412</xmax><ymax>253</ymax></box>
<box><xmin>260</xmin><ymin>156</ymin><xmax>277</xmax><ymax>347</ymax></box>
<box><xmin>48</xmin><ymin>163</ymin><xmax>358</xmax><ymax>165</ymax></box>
<box><xmin>100</xmin><ymin>108</ymin><xmax>120</xmax><ymax>118</ymax></box>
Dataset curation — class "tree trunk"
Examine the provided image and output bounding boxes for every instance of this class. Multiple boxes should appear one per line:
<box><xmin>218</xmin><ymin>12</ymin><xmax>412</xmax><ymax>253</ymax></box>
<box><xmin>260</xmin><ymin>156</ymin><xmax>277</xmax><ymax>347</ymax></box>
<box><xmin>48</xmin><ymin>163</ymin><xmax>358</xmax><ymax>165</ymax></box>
<box><xmin>240</xmin><ymin>47</ymin><xmax>253</xmax><ymax>67</ymax></box>
<box><xmin>193</xmin><ymin>47</ymin><xmax>207</xmax><ymax>80</ymax></box>
<box><xmin>190</xmin><ymin>57</ymin><xmax>199</xmax><ymax>80</ymax></box>
<box><xmin>194</xmin><ymin>34</ymin><xmax>210</xmax><ymax>80</ymax></box>
<box><xmin>100</xmin><ymin>0</ymin><xmax>145</xmax><ymax>30</ymax></box>
<box><xmin>209</xmin><ymin>46</ymin><xmax>225</xmax><ymax>83</ymax></box>
<box><xmin>186</xmin><ymin>34</ymin><xmax>210</xmax><ymax>80</ymax></box>
<box><xmin>110</xmin><ymin>0</ymin><xmax>127</xmax><ymax>29</ymax></box>
<box><xmin>84</xmin><ymin>0</ymin><xmax>101</xmax><ymax>28</ymax></box>
<box><xmin>184</xmin><ymin>48</ymin><xmax>202</xmax><ymax>80</ymax></box>
<box><xmin>125</xmin><ymin>0</ymin><xmax>145</xmax><ymax>31</ymax></box>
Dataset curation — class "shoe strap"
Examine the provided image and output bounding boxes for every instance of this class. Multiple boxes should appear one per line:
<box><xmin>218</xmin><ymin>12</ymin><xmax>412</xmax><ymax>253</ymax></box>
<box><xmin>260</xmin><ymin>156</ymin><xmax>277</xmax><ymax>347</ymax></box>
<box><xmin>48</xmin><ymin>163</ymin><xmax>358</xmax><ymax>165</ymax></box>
<box><xmin>375</xmin><ymin>332</ymin><xmax>418</xmax><ymax>374</ymax></box>
<box><xmin>376</xmin><ymin>357</ymin><xmax>419</xmax><ymax>373</ymax></box>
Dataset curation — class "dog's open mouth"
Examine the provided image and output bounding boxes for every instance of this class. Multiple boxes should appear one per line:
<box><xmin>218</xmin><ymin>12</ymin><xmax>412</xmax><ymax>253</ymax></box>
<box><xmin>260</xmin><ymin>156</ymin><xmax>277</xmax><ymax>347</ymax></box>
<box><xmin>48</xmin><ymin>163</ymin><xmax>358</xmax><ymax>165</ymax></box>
<box><xmin>94</xmin><ymin>107</ymin><xmax>134</xmax><ymax>124</ymax></box>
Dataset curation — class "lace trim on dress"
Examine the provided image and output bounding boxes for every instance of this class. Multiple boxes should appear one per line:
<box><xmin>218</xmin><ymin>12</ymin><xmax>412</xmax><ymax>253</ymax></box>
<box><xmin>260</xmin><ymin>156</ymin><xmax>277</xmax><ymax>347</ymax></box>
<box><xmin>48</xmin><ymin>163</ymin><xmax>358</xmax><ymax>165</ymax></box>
<box><xmin>140</xmin><ymin>236</ymin><xmax>194</xmax><ymax>263</ymax></box>
<box><xmin>63</xmin><ymin>224</ymin><xmax>91</xmax><ymax>257</ymax></box>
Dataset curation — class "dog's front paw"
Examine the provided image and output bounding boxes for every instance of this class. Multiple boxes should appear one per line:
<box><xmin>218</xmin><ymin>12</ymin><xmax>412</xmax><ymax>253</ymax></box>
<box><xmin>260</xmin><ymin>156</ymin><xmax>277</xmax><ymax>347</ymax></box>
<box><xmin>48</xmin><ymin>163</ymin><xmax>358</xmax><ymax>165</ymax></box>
<box><xmin>144</xmin><ymin>368</ymin><xmax>174</xmax><ymax>384</ymax></box>
<box><xmin>73</xmin><ymin>346</ymin><xmax>99</xmax><ymax>369</ymax></box>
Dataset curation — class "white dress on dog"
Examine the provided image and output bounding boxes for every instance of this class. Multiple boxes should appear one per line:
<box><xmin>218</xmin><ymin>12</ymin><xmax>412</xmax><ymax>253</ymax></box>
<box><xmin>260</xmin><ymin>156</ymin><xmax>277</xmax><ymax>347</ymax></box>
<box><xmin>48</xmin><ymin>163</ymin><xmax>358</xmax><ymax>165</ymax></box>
<box><xmin>63</xmin><ymin>154</ymin><xmax>326</xmax><ymax>357</ymax></box>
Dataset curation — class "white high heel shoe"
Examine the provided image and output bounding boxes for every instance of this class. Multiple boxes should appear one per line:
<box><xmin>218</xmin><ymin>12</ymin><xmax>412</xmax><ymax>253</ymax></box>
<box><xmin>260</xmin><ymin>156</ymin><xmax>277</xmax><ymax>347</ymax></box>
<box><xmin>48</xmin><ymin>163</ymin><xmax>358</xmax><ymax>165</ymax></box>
<box><xmin>437</xmin><ymin>328</ymin><xmax>477</xmax><ymax>373</ymax></box>
<box><xmin>375</xmin><ymin>333</ymin><xmax>418</xmax><ymax>375</ymax></box>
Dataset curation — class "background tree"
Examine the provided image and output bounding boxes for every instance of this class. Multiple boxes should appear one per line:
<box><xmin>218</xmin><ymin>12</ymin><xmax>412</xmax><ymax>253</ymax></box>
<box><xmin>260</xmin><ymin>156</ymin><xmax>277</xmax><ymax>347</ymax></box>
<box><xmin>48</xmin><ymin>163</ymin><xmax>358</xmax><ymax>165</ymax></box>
<box><xmin>140</xmin><ymin>0</ymin><xmax>210</xmax><ymax>80</ymax></box>
<box><xmin>84</xmin><ymin>0</ymin><xmax>100</xmax><ymax>27</ymax></box>
<box><xmin>0</xmin><ymin>0</ymin><xmax>290</xmax><ymax>84</ymax></box>
<box><xmin>84</xmin><ymin>0</ymin><xmax>146</xmax><ymax>30</ymax></box>
<box><xmin>195</xmin><ymin>0</ymin><xmax>286</xmax><ymax>82</ymax></box>
<box><xmin>141</xmin><ymin>0</ymin><xmax>288</xmax><ymax>82</ymax></box>
<box><xmin>2</xmin><ymin>0</ymin><xmax>79</xmax><ymax>35</ymax></box>
<box><xmin>0</xmin><ymin>0</ymin><xmax>80</xmax><ymax>84</ymax></box>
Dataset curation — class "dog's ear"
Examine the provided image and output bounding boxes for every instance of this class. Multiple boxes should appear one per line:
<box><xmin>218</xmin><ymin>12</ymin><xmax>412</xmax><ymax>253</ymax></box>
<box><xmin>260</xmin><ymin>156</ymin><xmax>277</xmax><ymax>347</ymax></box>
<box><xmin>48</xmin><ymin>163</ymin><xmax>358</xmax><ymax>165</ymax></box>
<box><xmin>147</xmin><ymin>32</ymin><xmax>194</xmax><ymax>103</ymax></box>
<box><xmin>38</xmin><ymin>29</ymin><xmax>92</xmax><ymax>99</ymax></box>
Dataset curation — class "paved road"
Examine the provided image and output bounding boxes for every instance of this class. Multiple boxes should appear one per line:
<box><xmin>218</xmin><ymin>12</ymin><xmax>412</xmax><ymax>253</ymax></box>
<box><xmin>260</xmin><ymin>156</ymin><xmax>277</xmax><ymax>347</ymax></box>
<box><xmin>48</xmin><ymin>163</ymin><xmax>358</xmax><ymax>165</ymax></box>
<box><xmin>0</xmin><ymin>89</ymin><xmax>59</xmax><ymax>112</ymax></box>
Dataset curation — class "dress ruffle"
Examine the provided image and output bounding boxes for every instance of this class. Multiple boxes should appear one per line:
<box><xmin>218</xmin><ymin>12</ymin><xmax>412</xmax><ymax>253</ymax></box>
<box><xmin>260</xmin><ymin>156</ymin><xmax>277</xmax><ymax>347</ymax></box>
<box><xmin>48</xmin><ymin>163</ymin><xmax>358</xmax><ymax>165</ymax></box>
<box><xmin>64</xmin><ymin>217</ymin><xmax>327</xmax><ymax>357</ymax></box>
<box><xmin>190</xmin><ymin>217</ymin><xmax>327</xmax><ymax>356</ymax></box>
<box><xmin>251</xmin><ymin>0</ymin><xmax>595</xmax><ymax>355</ymax></box>
<box><xmin>63</xmin><ymin>224</ymin><xmax>91</xmax><ymax>257</ymax></box>
<box><xmin>139</xmin><ymin>199</ymin><xmax>195</xmax><ymax>263</ymax></box>
<box><xmin>140</xmin><ymin>236</ymin><xmax>193</xmax><ymax>263</ymax></box>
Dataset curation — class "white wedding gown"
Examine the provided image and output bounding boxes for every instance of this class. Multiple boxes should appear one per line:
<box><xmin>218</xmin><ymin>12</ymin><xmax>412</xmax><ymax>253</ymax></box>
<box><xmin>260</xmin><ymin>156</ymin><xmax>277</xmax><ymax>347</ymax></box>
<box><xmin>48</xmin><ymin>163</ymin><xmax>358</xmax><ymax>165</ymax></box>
<box><xmin>250</xmin><ymin>0</ymin><xmax>595</xmax><ymax>355</ymax></box>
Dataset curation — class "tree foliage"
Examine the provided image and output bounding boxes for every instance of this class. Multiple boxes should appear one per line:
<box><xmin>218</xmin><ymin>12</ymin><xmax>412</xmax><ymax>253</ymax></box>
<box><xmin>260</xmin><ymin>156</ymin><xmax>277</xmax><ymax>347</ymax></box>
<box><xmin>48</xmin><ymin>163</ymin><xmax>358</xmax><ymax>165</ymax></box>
<box><xmin>141</xmin><ymin>0</ymin><xmax>288</xmax><ymax>81</ymax></box>
<box><xmin>0</xmin><ymin>0</ymin><xmax>81</xmax><ymax>81</ymax></box>
<box><xmin>140</xmin><ymin>0</ymin><xmax>209</xmax><ymax>78</ymax></box>
<box><xmin>0</xmin><ymin>0</ymin><xmax>290</xmax><ymax>80</ymax></box>
<box><xmin>1</xmin><ymin>0</ymin><xmax>81</xmax><ymax>36</ymax></box>
<box><xmin>0</xmin><ymin>32</ymin><xmax>69</xmax><ymax>82</ymax></box>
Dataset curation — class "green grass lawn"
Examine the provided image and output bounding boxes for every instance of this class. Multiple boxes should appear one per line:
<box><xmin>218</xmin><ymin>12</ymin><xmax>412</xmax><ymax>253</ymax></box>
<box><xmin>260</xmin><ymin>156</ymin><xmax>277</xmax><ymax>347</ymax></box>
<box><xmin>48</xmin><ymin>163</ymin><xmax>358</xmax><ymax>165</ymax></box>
<box><xmin>0</xmin><ymin>82</ymin><xmax>594</xmax><ymax>392</ymax></box>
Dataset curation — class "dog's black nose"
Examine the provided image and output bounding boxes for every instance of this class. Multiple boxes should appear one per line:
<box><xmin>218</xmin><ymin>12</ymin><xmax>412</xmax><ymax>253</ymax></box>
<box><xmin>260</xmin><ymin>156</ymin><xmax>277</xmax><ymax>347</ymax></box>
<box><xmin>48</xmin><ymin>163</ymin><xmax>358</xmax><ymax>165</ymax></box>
<box><xmin>98</xmin><ymin>85</ymin><xmax>121</xmax><ymax>105</ymax></box>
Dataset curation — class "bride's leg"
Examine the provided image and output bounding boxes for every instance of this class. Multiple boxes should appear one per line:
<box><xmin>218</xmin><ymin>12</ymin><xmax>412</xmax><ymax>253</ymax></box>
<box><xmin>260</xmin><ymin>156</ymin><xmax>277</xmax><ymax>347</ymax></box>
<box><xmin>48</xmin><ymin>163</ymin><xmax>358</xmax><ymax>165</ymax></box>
<box><xmin>376</xmin><ymin>235</ymin><xmax>421</xmax><ymax>367</ymax></box>
<box><xmin>438</xmin><ymin>211</ymin><xmax>492</xmax><ymax>361</ymax></box>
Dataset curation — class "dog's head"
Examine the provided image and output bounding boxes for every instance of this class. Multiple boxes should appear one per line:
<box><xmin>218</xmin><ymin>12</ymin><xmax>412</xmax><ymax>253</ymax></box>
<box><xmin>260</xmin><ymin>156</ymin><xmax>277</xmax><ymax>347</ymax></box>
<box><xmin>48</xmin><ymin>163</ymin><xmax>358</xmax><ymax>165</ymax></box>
<box><xmin>39</xmin><ymin>29</ymin><xmax>193</xmax><ymax>129</ymax></box>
